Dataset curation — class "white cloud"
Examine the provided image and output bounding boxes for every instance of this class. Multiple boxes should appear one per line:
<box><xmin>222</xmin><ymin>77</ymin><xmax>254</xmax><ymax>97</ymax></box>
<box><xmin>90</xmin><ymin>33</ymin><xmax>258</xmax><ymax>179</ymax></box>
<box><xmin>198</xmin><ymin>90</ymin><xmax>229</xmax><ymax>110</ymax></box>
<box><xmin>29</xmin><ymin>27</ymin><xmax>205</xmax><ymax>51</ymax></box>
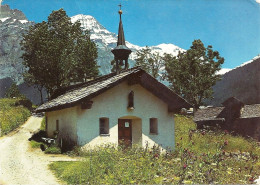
<box><xmin>256</xmin><ymin>0</ymin><xmax>260</xmax><ymax>4</ymax></box>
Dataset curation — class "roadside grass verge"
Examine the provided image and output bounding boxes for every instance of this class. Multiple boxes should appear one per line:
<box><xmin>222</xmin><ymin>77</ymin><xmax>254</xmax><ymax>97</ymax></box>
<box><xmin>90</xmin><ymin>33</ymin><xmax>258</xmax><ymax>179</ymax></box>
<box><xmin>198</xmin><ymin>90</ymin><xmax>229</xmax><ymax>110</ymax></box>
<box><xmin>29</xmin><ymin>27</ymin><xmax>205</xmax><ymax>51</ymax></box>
<box><xmin>0</xmin><ymin>98</ymin><xmax>31</xmax><ymax>136</ymax></box>
<box><xmin>49</xmin><ymin>115</ymin><xmax>260</xmax><ymax>184</ymax></box>
<box><xmin>30</xmin><ymin>140</ymin><xmax>43</xmax><ymax>148</ymax></box>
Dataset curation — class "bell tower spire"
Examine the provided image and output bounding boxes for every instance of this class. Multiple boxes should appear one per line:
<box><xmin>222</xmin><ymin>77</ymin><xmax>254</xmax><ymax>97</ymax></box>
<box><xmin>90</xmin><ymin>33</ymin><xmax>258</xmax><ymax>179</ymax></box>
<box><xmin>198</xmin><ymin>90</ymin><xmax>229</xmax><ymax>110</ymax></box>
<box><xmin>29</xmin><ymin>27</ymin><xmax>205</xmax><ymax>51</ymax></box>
<box><xmin>111</xmin><ymin>4</ymin><xmax>132</xmax><ymax>74</ymax></box>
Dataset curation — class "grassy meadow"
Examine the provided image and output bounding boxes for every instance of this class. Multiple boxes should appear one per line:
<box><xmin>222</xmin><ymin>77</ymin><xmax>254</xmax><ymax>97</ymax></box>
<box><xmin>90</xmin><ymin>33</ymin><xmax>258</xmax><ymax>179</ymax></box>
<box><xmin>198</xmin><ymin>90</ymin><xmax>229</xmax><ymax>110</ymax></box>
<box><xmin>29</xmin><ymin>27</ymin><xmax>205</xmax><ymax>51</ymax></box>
<box><xmin>0</xmin><ymin>98</ymin><xmax>31</xmax><ymax>136</ymax></box>
<box><xmin>49</xmin><ymin>115</ymin><xmax>260</xmax><ymax>184</ymax></box>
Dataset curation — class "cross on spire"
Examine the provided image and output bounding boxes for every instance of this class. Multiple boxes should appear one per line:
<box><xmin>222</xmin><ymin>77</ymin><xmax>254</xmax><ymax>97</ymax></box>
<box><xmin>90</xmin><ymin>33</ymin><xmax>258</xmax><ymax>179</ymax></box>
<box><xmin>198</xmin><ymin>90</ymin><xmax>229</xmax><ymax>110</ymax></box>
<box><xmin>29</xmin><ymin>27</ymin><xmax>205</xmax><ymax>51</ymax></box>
<box><xmin>118</xmin><ymin>3</ymin><xmax>122</xmax><ymax>10</ymax></box>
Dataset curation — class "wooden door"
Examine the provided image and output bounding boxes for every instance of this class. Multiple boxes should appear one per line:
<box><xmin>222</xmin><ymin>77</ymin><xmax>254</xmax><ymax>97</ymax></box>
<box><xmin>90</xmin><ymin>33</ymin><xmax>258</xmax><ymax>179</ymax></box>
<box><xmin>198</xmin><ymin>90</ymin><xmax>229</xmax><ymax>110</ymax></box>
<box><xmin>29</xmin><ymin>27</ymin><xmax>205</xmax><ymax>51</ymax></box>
<box><xmin>118</xmin><ymin>119</ymin><xmax>132</xmax><ymax>147</ymax></box>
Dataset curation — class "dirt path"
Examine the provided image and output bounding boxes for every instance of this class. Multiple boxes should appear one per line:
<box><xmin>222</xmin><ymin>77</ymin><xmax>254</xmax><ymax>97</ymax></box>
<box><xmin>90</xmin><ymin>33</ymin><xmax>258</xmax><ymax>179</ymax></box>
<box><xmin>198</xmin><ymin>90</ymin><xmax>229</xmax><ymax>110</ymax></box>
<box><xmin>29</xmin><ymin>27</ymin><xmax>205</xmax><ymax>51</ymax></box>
<box><xmin>0</xmin><ymin>116</ymin><xmax>78</xmax><ymax>185</ymax></box>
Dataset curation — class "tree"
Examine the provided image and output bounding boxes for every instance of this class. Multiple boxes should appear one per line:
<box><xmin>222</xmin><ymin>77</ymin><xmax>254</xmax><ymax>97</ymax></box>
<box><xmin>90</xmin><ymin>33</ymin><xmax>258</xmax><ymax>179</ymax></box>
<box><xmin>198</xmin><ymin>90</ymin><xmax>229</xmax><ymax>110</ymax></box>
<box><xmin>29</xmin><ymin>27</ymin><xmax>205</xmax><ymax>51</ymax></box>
<box><xmin>21</xmin><ymin>9</ymin><xmax>99</xmax><ymax>97</ymax></box>
<box><xmin>5</xmin><ymin>83</ymin><xmax>23</xmax><ymax>98</ymax></box>
<box><xmin>135</xmin><ymin>46</ymin><xmax>164</xmax><ymax>79</ymax></box>
<box><xmin>163</xmin><ymin>39</ymin><xmax>224</xmax><ymax>108</ymax></box>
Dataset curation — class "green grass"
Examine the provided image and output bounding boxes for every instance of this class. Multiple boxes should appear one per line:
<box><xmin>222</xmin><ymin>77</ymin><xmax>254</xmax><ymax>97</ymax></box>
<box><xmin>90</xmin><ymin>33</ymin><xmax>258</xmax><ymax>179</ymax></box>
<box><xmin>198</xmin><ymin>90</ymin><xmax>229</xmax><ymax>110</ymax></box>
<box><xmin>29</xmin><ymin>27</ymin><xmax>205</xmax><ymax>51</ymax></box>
<box><xmin>45</xmin><ymin>146</ymin><xmax>61</xmax><ymax>154</ymax></box>
<box><xmin>49</xmin><ymin>115</ymin><xmax>260</xmax><ymax>184</ymax></box>
<box><xmin>0</xmin><ymin>98</ymin><xmax>31</xmax><ymax>136</ymax></box>
<box><xmin>30</xmin><ymin>140</ymin><xmax>43</xmax><ymax>148</ymax></box>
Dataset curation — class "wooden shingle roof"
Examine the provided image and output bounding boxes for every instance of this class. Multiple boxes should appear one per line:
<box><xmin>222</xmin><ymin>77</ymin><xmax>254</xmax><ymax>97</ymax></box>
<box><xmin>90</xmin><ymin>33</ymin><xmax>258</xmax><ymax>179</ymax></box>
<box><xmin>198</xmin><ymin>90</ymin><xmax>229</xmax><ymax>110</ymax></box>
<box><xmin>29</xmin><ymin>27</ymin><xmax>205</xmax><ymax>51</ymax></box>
<box><xmin>194</xmin><ymin>107</ymin><xmax>224</xmax><ymax>122</ymax></box>
<box><xmin>36</xmin><ymin>67</ymin><xmax>192</xmax><ymax>113</ymax></box>
<box><xmin>241</xmin><ymin>104</ymin><xmax>260</xmax><ymax>118</ymax></box>
<box><xmin>194</xmin><ymin>104</ymin><xmax>260</xmax><ymax>122</ymax></box>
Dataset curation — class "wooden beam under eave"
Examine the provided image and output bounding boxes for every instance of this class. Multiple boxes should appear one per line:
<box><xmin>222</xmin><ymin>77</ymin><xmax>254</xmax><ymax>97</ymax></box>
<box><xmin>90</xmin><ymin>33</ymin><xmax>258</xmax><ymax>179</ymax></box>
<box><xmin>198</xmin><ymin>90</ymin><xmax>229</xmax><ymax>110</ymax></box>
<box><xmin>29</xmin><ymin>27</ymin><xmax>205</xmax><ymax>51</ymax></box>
<box><xmin>81</xmin><ymin>100</ymin><xmax>93</xmax><ymax>109</ymax></box>
<box><xmin>168</xmin><ymin>106</ymin><xmax>181</xmax><ymax>113</ymax></box>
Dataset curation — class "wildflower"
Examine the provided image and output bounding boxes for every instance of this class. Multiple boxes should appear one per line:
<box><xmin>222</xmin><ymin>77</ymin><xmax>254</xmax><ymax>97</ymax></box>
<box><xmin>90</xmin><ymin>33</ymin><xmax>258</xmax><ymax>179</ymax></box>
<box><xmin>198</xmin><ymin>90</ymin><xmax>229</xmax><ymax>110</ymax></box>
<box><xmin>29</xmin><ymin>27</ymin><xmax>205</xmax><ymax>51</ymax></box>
<box><xmin>249</xmin><ymin>177</ymin><xmax>254</xmax><ymax>182</ymax></box>
<box><xmin>183</xmin><ymin>164</ymin><xmax>187</xmax><ymax>169</ymax></box>
<box><xmin>183</xmin><ymin>180</ymin><xmax>193</xmax><ymax>184</ymax></box>
<box><xmin>224</xmin><ymin>140</ymin><xmax>228</xmax><ymax>145</ymax></box>
<box><xmin>201</xmin><ymin>131</ymin><xmax>206</xmax><ymax>135</ymax></box>
<box><xmin>224</xmin><ymin>130</ymin><xmax>229</xmax><ymax>134</ymax></box>
<box><xmin>154</xmin><ymin>153</ymin><xmax>159</xmax><ymax>158</ymax></box>
<box><xmin>173</xmin><ymin>176</ymin><xmax>180</xmax><ymax>181</ymax></box>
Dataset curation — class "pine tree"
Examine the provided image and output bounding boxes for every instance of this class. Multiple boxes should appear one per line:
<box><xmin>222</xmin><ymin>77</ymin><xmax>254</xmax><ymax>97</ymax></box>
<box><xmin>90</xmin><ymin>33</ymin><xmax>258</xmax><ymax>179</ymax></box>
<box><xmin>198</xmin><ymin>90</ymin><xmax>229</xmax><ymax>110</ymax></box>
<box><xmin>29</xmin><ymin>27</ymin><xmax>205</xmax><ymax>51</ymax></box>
<box><xmin>163</xmin><ymin>39</ymin><xmax>224</xmax><ymax>108</ymax></box>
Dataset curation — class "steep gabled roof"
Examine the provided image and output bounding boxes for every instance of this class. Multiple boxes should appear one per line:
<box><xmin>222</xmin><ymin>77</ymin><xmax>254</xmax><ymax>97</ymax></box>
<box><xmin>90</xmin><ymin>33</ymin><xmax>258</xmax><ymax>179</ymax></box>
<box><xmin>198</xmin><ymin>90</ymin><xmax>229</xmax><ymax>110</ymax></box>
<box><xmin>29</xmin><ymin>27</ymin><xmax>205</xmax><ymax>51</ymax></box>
<box><xmin>36</xmin><ymin>67</ymin><xmax>192</xmax><ymax>113</ymax></box>
<box><xmin>194</xmin><ymin>103</ymin><xmax>260</xmax><ymax>122</ymax></box>
<box><xmin>222</xmin><ymin>97</ymin><xmax>244</xmax><ymax>107</ymax></box>
<box><xmin>194</xmin><ymin>107</ymin><xmax>224</xmax><ymax>122</ymax></box>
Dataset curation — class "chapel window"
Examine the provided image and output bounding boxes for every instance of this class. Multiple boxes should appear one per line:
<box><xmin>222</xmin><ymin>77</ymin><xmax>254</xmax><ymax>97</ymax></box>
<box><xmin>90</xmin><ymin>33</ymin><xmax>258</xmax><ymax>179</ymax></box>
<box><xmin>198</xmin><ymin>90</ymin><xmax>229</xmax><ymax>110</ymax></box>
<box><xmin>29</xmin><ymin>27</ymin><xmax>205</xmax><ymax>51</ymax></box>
<box><xmin>150</xmin><ymin>118</ymin><xmax>158</xmax><ymax>135</ymax></box>
<box><xmin>56</xmin><ymin>120</ymin><xmax>59</xmax><ymax>131</ymax></box>
<box><xmin>100</xmin><ymin>118</ymin><xmax>109</xmax><ymax>135</ymax></box>
<box><xmin>128</xmin><ymin>91</ymin><xmax>134</xmax><ymax>109</ymax></box>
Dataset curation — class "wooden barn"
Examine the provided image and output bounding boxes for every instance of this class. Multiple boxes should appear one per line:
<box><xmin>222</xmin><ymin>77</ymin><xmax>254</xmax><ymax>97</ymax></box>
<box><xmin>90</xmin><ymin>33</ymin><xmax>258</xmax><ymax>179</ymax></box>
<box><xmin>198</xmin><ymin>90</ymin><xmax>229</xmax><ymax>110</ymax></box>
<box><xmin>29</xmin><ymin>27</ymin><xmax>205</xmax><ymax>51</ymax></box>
<box><xmin>194</xmin><ymin>97</ymin><xmax>260</xmax><ymax>141</ymax></box>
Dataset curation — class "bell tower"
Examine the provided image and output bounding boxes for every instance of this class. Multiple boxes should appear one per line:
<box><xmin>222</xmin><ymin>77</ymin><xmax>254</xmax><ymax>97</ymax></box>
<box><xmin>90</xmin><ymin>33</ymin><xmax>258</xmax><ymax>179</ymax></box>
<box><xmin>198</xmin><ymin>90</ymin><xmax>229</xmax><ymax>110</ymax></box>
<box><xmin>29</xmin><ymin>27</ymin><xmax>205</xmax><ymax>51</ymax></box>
<box><xmin>111</xmin><ymin>4</ymin><xmax>132</xmax><ymax>74</ymax></box>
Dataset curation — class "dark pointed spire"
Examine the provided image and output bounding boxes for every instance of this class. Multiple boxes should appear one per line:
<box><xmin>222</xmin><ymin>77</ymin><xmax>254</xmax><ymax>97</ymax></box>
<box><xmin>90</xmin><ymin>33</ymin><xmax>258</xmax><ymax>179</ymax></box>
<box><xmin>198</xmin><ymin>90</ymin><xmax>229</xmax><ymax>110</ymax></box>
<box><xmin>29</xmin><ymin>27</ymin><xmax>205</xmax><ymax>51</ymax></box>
<box><xmin>111</xmin><ymin>4</ymin><xmax>132</xmax><ymax>74</ymax></box>
<box><xmin>117</xmin><ymin>7</ymin><xmax>125</xmax><ymax>46</ymax></box>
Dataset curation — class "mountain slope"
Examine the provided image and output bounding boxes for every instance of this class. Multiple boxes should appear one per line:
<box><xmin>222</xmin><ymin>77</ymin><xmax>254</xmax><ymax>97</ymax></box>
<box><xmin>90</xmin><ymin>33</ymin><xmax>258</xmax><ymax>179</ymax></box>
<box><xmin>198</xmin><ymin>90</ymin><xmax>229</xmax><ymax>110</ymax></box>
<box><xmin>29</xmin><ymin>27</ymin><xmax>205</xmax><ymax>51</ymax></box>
<box><xmin>206</xmin><ymin>55</ymin><xmax>260</xmax><ymax>106</ymax></box>
<box><xmin>0</xmin><ymin>5</ymin><xmax>34</xmax><ymax>83</ymax></box>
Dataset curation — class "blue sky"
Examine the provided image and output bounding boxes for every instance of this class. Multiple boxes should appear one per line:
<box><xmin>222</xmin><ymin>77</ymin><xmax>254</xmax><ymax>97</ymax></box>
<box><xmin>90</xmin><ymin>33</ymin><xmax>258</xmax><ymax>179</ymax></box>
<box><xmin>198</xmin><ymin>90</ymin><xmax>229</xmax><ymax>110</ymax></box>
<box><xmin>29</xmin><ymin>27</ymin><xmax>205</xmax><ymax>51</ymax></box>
<box><xmin>2</xmin><ymin>0</ymin><xmax>260</xmax><ymax>69</ymax></box>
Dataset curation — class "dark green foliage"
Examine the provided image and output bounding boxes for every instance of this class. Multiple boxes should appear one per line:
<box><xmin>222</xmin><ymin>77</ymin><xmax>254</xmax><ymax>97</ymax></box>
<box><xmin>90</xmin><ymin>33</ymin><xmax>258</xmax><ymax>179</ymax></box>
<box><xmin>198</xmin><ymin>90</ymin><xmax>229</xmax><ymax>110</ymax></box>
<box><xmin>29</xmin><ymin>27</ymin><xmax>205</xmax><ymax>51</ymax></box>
<box><xmin>15</xmin><ymin>99</ymin><xmax>33</xmax><ymax>111</ymax></box>
<box><xmin>21</xmin><ymin>9</ymin><xmax>99</xmax><ymax>96</ymax></box>
<box><xmin>135</xmin><ymin>46</ymin><xmax>163</xmax><ymax>78</ymax></box>
<box><xmin>163</xmin><ymin>40</ymin><xmax>224</xmax><ymax>108</ymax></box>
<box><xmin>5</xmin><ymin>83</ymin><xmax>23</xmax><ymax>98</ymax></box>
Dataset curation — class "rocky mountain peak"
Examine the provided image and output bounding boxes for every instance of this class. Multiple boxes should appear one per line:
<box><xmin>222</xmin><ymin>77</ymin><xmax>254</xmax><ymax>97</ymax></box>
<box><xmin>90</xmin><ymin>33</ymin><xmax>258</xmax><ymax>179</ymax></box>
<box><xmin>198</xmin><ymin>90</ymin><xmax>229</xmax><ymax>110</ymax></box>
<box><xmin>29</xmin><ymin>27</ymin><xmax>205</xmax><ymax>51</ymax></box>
<box><xmin>0</xmin><ymin>5</ymin><xmax>33</xmax><ymax>83</ymax></box>
<box><xmin>0</xmin><ymin>4</ymin><xmax>27</xmax><ymax>20</ymax></box>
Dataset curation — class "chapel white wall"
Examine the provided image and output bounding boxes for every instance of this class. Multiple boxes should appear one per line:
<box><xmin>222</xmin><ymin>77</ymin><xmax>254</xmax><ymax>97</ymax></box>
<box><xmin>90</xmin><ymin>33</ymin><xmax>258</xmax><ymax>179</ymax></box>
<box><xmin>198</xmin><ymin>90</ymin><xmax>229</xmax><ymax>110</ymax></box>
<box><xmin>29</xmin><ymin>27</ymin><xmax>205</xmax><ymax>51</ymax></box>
<box><xmin>46</xmin><ymin>106</ymin><xmax>78</xmax><ymax>144</ymax></box>
<box><xmin>77</xmin><ymin>81</ymin><xmax>175</xmax><ymax>150</ymax></box>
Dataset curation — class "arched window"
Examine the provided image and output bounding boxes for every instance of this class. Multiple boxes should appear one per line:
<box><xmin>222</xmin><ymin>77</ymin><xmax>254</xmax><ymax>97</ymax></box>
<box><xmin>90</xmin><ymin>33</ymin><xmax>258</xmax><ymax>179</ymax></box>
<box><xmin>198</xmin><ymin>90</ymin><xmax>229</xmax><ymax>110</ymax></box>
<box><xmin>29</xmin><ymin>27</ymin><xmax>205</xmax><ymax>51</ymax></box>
<box><xmin>128</xmin><ymin>91</ymin><xmax>134</xmax><ymax>109</ymax></box>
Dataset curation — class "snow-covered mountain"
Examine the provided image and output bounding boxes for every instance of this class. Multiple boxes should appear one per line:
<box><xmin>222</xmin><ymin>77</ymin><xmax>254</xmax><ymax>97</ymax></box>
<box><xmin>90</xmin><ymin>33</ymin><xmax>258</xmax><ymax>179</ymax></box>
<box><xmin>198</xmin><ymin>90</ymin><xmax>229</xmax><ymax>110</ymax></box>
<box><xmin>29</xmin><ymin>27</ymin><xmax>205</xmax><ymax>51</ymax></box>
<box><xmin>0</xmin><ymin>7</ymin><xmax>185</xmax><ymax>104</ymax></box>
<box><xmin>71</xmin><ymin>14</ymin><xmax>184</xmax><ymax>74</ymax></box>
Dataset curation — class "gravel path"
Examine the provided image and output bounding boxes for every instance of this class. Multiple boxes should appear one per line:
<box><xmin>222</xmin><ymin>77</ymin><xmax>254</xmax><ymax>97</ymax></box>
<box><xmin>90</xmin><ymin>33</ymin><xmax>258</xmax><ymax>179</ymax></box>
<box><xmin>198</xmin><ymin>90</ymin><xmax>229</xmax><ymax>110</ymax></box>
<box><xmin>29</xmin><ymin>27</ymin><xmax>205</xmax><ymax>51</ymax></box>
<box><xmin>0</xmin><ymin>116</ymin><xmax>78</xmax><ymax>185</ymax></box>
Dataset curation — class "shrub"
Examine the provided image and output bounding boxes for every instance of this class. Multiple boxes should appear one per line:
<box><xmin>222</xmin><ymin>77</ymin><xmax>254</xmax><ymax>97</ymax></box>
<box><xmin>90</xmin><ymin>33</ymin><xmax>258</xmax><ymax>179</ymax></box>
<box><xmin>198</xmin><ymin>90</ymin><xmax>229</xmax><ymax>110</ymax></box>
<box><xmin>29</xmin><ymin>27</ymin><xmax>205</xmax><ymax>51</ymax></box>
<box><xmin>45</xmin><ymin>146</ymin><xmax>61</xmax><ymax>154</ymax></box>
<box><xmin>30</xmin><ymin>140</ymin><xmax>43</xmax><ymax>148</ymax></box>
